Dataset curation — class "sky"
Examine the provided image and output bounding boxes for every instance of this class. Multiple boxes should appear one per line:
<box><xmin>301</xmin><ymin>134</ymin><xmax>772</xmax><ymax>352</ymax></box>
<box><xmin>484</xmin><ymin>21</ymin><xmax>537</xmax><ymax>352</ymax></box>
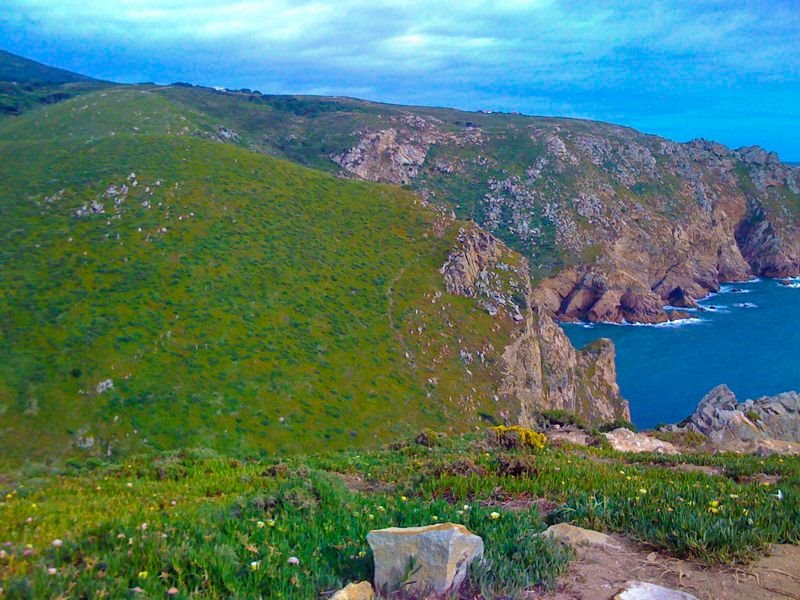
<box><xmin>2</xmin><ymin>0</ymin><xmax>798</xmax><ymax>160</ymax></box>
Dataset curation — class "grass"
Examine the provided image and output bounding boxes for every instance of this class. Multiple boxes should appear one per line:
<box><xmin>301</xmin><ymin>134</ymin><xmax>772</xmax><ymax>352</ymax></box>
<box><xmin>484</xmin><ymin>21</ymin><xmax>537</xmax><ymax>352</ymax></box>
<box><xmin>0</xmin><ymin>91</ymin><xmax>524</xmax><ymax>466</ymax></box>
<box><xmin>3</xmin><ymin>50</ymin><xmax>798</xmax><ymax>294</ymax></box>
<box><xmin>0</xmin><ymin>431</ymin><xmax>798</xmax><ymax>598</ymax></box>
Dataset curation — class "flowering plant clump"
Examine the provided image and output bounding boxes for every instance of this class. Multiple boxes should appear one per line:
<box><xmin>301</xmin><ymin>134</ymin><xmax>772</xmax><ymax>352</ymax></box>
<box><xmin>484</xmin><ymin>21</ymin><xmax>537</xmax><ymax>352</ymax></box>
<box><xmin>487</xmin><ymin>425</ymin><xmax>547</xmax><ymax>451</ymax></box>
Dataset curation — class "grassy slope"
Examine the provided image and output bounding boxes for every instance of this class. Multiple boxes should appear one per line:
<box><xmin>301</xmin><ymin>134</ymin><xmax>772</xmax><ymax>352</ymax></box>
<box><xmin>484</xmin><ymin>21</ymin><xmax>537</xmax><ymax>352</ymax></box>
<box><xmin>152</xmin><ymin>86</ymin><xmax>674</xmax><ymax>277</ymax></box>
<box><xmin>0</xmin><ymin>50</ymin><xmax>98</xmax><ymax>84</ymax></box>
<box><xmin>0</xmin><ymin>433</ymin><xmax>797</xmax><ymax>597</ymax></box>
<box><xmin>0</xmin><ymin>89</ymin><xmax>520</xmax><ymax>467</ymax></box>
<box><xmin>155</xmin><ymin>86</ymin><xmax>800</xmax><ymax>283</ymax></box>
<box><xmin>0</xmin><ymin>50</ymin><xmax>109</xmax><ymax>116</ymax></box>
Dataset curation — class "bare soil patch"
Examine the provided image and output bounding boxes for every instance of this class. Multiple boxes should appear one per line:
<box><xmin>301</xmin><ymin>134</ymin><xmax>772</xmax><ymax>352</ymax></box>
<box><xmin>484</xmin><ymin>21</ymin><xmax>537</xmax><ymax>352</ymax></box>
<box><xmin>537</xmin><ymin>536</ymin><xmax>800</xmax><ymax>600</ymax></box>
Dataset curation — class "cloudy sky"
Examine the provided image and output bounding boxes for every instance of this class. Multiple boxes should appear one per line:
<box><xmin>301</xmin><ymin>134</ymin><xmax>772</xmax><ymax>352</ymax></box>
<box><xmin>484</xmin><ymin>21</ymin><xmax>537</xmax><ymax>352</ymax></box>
<box><xmin>2</xmin><ymin>0</ymin><xmax>798</xmax><ymax>159</ymax></box>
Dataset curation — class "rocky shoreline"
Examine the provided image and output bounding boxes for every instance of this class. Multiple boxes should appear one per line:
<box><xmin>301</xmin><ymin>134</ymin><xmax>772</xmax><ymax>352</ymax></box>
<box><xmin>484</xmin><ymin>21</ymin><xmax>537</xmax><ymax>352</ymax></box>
<box><xmin>325</xmin><ymin>115</ymin><xmax>800</xmax><ymax>326</ymax></box>
<box><xmin>590</xmin><ymin>385</ymin><xmax>800</xmax><ymax>457</ymax></box>
<box><xmin>556</xmin><ymin>276</ymin><xmax>770</xmax><ymax>327</ymax></box>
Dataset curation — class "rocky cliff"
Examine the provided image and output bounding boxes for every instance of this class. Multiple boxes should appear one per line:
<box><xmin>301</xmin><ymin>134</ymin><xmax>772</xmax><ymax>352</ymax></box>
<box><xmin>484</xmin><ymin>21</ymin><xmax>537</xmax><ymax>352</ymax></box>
<box><xmin>674</xmin><ymin>384</ymin><xmax>800</xmax><ymax>444</ymax></box>
<box><xmin>328</xmin><ymin>117</ymin><xmax>800</xmax><ymax>325</ymax></box>
<box><xmin>103</xmin><ymin>86</ymin><xmax>800</xmax><ymax>422</ymax></box>
<box><xmin>441</xmin><ymin>225</ymin><xmax>629</xmax><ymax>425</ymax></box>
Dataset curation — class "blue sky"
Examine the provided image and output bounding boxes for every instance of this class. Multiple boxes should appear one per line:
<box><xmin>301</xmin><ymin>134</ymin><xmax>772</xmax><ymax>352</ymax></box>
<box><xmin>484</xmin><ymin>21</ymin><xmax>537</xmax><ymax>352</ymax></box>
<box><xmin>2</xmin><ymin>0</ymin><xmax>798</xmax><ymax>159</ymax></box>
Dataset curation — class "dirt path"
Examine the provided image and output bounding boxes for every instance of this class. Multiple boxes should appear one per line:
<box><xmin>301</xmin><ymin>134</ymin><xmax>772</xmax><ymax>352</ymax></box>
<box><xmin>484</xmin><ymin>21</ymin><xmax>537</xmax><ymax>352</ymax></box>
<box><xmin>538</xmin><ymin>537</ymin><xmax>800</xmax><ymax>599</ymax></box>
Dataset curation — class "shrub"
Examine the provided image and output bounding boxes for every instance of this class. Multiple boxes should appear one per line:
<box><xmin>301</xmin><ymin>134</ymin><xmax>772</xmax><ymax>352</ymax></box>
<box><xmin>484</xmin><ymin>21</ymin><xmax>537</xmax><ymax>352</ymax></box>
<box><xmin>539</xmin><ymin>410</ymin><xmax>587</xmax><ymax>430</ymax></box>
<box><xmin>652</xmin><ymin>429</ymin><xmax>707</xmax><ymax>448</ymax></box>
<box><xmin>598</xmin><ymin>419</ymin><xmax>637</xmax><ymax>433</ymax></box>
<box><xmin>415</xmin><ymin>429</ymin><xmax>445</xmax><ymax>448</ymax></box>
<box><xmin>746</xmin><ymin>410</ymin><xmax>761</xmax><ymax>422</ymax></box>
<box><xmin>486</xmin><ymin>426</ymin><xmax>547</xmax><ymax>451</ymax></box>
<box><xmin>495</xmin><ymin>453</ymin><xmax>539</xmax><ymax>477</ymax></box>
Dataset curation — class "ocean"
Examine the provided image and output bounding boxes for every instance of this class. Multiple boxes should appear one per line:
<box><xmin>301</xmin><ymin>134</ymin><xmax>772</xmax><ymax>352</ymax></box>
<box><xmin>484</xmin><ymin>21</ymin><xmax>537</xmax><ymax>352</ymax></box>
<box><xmin>561</xmin><ymin>278</ymin><xmax>800</xmax><ymax>428</ymax></box>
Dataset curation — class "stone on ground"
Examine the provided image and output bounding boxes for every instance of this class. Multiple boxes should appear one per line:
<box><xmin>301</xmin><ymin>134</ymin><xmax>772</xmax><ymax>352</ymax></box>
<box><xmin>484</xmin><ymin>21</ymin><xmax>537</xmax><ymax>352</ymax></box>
<box><xmin>604</xmin><ymin>428</ymin><xmax>679</xmax><ymax>454</ymax></box>
<box><xmin>539</xmin><ymin>523</ymin><xmax>621</xmax><ymax>549</ymax></box>
<box><xmin>614</xmin><ymin>581</ymin><xmax>698</xmax><ymax>599</ymax></box>
<box><xmin>330</xmin><ymin>580</ymin><xmax>374</xmax><ymax>600</ymax></box>
<box><xmin>367</xmin><ymin>522</ymin><xmax>483</xmax><ymax>595</ymax></box>
<box><xmin>545</xmin><ymin>427</ymin><xmax>594</xmax><ymax>446</ymax></box>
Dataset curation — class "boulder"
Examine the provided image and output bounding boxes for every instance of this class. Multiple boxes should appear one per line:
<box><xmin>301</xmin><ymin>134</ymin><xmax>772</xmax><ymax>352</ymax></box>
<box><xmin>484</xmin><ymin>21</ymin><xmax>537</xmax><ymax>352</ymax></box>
<box><xmin>614</xmin><ymin>581</ymin><xmax>698</xmax><ymax>599</ymax></box>
<box><xmin>367</xmin><ymin>523</ymin><xmax>483</xmax><ymax>596</ymax></box>
<box><xmin>620</xmin><ymin>289</ymin><xmax>670</xmax><ymax>324</ymax></box>
<box><xmin>545</xmin><ymin>427</ymin><xmax>594</xmax><ymax>447</ymax></box>
<box><xmin>667</xmin><ymin>310</ymin><xmax>692</xmax><ymax>321</ymax></box>
<box><xmin>678</xmin><ymin>385</ymin><xmax>800</xmax><ymax>444</ymax></box>
<box><xmin>666</xmin><ymin>287</ymin><xmax>698</xmax><ymax>308</ymax></box>
<box><xmin>330</xmin><ymin>581</ymin><xmax>374</xmax><ymax>600</ymax></box>
<box><xmin>538</xmin><ymin>523</ymin><xmax>621</xmax><ymax>549</ymax></box>
<box><xmin>604</xmin><ymin>428</ymin><xmax>679</xmax><ymax>455</ymax></box>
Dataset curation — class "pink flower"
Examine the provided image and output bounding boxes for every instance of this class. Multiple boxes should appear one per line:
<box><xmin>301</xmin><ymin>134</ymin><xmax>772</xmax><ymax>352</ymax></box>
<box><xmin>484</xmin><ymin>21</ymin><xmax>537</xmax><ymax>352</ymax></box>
<box><xmin>51</xmin><ymin>539</ymin><xmax>64</xmax><ymax>548</ymax></box>
<box><xmin>287</xmin><ymin>556</ymin><xmax>300</xmax><ymax>565</ymax></box>
<box><xmin>167</xmin><ymin>587</ymin><xmax>179</xmax><ymax>595</ymax></box>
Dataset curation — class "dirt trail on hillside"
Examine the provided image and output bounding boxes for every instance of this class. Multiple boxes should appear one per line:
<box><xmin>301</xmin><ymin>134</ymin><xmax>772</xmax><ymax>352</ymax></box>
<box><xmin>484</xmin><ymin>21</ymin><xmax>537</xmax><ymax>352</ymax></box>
<box><xmin>539</xmin><ymin>536</ymin><xmax>800</xmax><ymax>599</ymax></box>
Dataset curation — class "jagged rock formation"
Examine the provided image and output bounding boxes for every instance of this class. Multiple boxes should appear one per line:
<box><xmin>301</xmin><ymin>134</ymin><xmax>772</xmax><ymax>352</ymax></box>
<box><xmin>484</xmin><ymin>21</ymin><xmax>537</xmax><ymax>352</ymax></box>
<box><xmin>675</xmin><ymin>384</ymin><xmax>800</xmax><ymax>444</ymax></box>
<box><xmin>442</xmin><ymin>225</ymin><xmax>629</xmax><ymax>424</ymax></box>
<box><xmin>322</xmin><ymin>114</ymin><xmax>800</xmax><ymax>325</ymax></box>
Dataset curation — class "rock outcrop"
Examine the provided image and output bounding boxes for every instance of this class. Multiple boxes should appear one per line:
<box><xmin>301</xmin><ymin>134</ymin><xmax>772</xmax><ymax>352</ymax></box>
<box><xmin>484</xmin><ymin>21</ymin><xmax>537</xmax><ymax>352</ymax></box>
<box><xmin>326</xmin><ymin>113</ymin><xmax>800</xmax><ymax>325</ymax></box>
<box><xmin>604</xmin><ymin>428</ymin><xmax>679</xmax><ymax>455</ymax></box>
<box><xmin>675</xmin><ymin>384</ymin><xmax>800</xmax><ymax>444</ymax></box>
<box><xmin>367</xmin><ymin>523</ymin><xmax>483</xmax><ymax>596</ymax></box>
<box><xmin>442</xmin><ymin>228</ymin><xmax>502</xmax><ymax>295</ymax></box>
<box><xmin>442</xmin><ymin>226</ymin><xmax>630</xmax><ymax>425</ymax></box>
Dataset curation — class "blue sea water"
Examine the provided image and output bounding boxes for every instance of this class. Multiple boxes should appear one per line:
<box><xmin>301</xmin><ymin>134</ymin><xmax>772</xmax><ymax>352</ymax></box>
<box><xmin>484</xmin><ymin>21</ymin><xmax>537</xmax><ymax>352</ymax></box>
<box><xmin>561</xmin><ymin>278</ymin><xmax>800</xmax><ymax>428</ymax></box>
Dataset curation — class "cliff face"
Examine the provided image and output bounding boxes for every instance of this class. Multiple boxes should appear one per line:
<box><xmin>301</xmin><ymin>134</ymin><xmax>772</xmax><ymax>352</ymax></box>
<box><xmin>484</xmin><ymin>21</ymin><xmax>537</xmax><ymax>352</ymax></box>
<box><xmin>324</xmin><ymin>115</ymin><xmax>800</xmax><ymax>325</ymax></box>
<box><xmin>162</xmin><ymin>88</ymin><xmax>800</xmax><ymax>323</ymax></box>
<box><xmin>442</xmin><ymin>226</ymin><xmax>629</xmax><ymax>425</ymax></box>
<box><xmin>156</xmin><ymin>88</ymin><xmax>800</xmax><ymax>423</ymax></box>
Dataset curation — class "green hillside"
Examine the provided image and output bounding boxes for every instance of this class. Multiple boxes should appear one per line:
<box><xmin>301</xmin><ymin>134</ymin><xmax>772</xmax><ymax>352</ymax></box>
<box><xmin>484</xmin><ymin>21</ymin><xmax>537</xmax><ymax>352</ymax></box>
<box><xmin>0</xmin><ymin>90</ymin><xmax>523</xmax><ymax>468</ymax></box>
<box><xmin>0</xmin><ymin>50</ymin><xmax>108</xmax><ymax>116</ymax></box>
<box><xmin>0</xmin><ymin>50</ymin><xmax>98</xmax><ymax>84</ymax></box>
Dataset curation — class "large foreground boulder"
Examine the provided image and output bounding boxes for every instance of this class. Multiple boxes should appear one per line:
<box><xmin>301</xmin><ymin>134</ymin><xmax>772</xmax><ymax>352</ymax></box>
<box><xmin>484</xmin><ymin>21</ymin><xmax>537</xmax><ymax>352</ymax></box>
<box><xmin>367</xmin><ymin>523</ymin><xmax>484</xmax><ymax>596</ymax></box>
